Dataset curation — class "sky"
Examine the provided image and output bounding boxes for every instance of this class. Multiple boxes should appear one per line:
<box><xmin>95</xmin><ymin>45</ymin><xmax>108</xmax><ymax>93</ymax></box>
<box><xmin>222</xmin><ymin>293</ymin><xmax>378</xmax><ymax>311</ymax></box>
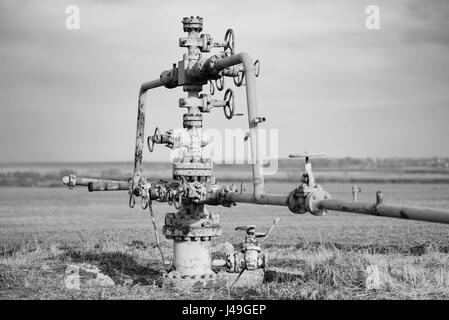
<box><xmin>0</xmin><ymin>0</ymin><xmax>448</xmax><ymax>163</ymax></box>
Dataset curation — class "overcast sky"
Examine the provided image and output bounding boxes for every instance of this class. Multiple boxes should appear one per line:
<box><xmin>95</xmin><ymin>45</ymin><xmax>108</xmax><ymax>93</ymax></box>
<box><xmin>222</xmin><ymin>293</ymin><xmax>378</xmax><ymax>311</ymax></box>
<box><xmin>0</xmin><ymin>0</ymin><xmax>448</xmax><ymax>162</ymax></box>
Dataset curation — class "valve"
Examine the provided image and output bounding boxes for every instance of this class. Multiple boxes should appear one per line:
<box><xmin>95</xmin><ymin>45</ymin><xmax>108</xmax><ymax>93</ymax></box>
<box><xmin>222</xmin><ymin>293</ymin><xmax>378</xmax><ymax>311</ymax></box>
<box><xmin>147</xmin><ymin>127</ymin><xmax>161</xmax><ymax>152</ymax></box>
<box><xmin>226</xmin><ymin>219</ymin><xmax>279</xmax><ymax>288</ymax></box>
<box><xmin>288</xmin><ymin>152</ymin><xmax>331</xmax><ymax>216</ymax></box>
<box><xmin>232</xmin><ymin>60</ymin><xmax>260</xmax><ymax>87</ymax></box>
<box><xmin>223</xmin><ymin>88</ymin><xmax>235</xmax><ymax>119</ymax></box>
<box><xmin>147</xmin><ymin>128</ymin><xmax>176</xmax><ymax>152</ymax></box>
<box><xmin>224</xmin><ymin>29</ymin><xmax>235</xmax><ymax>56</ymax></box>
<box><xmin>215</xmin><ymin>74</ymin><xmax>225</xmax><ymax>91</ymax></box>
<box><xmin>289</xmin><ymin>152</ymin><xmax>324</xmax><ymax>187</ymax></box>
<box><xmin>352</xmin><ymin>185</ymin><xmax>362</xmax><ymax>201</ymax></box>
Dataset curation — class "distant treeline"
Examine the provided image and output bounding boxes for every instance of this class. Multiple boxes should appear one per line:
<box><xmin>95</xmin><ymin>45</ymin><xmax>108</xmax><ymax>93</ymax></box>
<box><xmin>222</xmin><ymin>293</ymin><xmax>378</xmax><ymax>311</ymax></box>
<box><xmin>1</xmin><ymin>158</ymin><xmax>449</xmax><ymax>187</ymax></box>
<box><xmin>0</xmin><ymin>170</ymin><xmax>76</xmax><ymax>187</ymax></box>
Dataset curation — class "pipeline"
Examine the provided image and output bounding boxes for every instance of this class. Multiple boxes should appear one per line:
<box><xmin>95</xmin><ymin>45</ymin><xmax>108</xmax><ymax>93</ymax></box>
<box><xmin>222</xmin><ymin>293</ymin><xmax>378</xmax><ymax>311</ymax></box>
<box><xmin>213</xmin><ymin>53</ymin><xmax>265</xmax><ymax>199</ymax></box>
<box><xmin>318</xmin><ymin>199</ymin><xmax>449</xmax><ymax>225</ymax></box>
<box><xmin>131</xmin><ymin>70</ymin><xmax>179</xmax><ymax>195</ymax></box>
<box><xmin>131</xmin><ymin>79</ymin><xmax>163</xmax><ymax>194</ymax></box>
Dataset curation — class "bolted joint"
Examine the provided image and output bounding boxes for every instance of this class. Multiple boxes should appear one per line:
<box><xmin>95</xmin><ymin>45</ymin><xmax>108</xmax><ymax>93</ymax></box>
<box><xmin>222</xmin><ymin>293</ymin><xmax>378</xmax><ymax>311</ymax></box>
<box><xmin>287</xmin><ymin>187</ymin><xmax>307</xmax><ymax>214</ymax></box>
<box><xmin>182</xmin><ymin>16</ymin><xmax>203</xmax><ymax>33</ymax></box>
<box><xmin>305</xmin><ymin>188</ymin><xmax>331</xmax><ymax>216</ymax></box>
<box><xmin>182</xmin><ymin>113</ymin><xmax>203</xmax><ymax>128</ymax></box>
<box><xmin>226</xmin><ymin>251</ymin><xmax>266</xmax><ymax>273</ymax></box>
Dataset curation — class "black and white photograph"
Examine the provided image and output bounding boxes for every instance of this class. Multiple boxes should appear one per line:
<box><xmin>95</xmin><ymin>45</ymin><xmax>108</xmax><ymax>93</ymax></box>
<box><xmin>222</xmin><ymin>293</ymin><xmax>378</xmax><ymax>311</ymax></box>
<box><xmin>1</xmin><ymin>0</ymin><xmax>449</xmax><ymax>306</ymax></box>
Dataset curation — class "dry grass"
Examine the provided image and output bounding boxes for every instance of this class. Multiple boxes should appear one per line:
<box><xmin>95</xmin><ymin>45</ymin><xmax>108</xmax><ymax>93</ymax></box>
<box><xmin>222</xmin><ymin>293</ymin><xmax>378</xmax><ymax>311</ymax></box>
<box><xmin>2</xmin><ymin>237</ymin><xmax>449</xmax><ymax>300</ymax></box>
<box><xmin>1</xmin><ymin>183</ymin><xmax>449</xmax><ymax>299</ymax></box>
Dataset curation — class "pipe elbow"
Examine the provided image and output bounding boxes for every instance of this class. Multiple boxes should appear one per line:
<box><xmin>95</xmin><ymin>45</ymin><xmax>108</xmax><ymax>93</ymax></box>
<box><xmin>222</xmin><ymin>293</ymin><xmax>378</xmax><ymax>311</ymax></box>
<box><xmin>237</xmin><ymin>52</ymin><xmax>254</xmax><ymax>69</ymax></box>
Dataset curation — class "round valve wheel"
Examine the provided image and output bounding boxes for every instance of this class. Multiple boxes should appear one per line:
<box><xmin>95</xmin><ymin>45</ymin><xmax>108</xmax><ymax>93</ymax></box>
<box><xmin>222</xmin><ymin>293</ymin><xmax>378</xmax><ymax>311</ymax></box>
<box><xmin>215</xmin><ymin>75</ymin><xmax>225</xmax><ymax>91</ymax></box>
<box><xmin>147</xmin><ymin>127</ymin><xmax>160</xmax><ymax>152</ymax></box>
<box><xmin>254</xmin><ymin>60</ymin><xmax>260</xmax><ymax>77</ymax></box>
<box><xmin>223</xmin><ymin>88</ymin><xmax>235</xmax><ymax>119</ymax></box>
<box><xmin>233</xmin><ymin>71</ymin><xmax>244</xmax><ymax>87</ymax></box>
<box><xmin>208</xmin><ymin>80</ymin><xmax>215</xmax><ymax>95</ymax></box>
<box><xmin>141</xmin><ymin>197</ymin><xmax>149</xmax><ymax>210</ymax></box>
<box><xmin>129</xmin><ymin>194</ymin><xmax>135</xmax><ymax>208</ymax></box>
<box><xmin>224</xmin><ymin>29</ymin><xmax>235</xmax><ymax>55</ymax></box>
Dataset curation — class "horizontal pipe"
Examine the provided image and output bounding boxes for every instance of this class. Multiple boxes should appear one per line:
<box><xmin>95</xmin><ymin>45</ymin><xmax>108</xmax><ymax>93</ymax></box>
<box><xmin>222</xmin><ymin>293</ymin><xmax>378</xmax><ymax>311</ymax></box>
<box><xmin>318</xmin><ymin>199</ymin><xmax>449</xmax><ymax>224</ymax></box>
<box><xmin>226</xmin><ymin>192</ymin><xmax>289</xmax><ymax>206</ymax></box>
<box><xmin>88</xmin><ymin>180</ymin><xmax>129</xmax><ymax>192</ymax></box>
<box><xmin>62</xmin><ymin>176</ymin><xmax>129</xmax><ymax>190</ymax></box>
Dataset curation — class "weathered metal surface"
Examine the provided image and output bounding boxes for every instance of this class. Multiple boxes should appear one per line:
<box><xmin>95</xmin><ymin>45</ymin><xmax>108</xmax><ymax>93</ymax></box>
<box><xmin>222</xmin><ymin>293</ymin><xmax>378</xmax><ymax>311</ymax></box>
<box><xmin>318</xmin><ymin>199</ymin><xmax>449</xmax><ymax>224</ymax></box>
<box><xmin>62</xmin><ymin>175</ymin><xmax>129</xmax><ymax>191</ymax></box>
<box><xmin>173</xmin><ymin>240</ymin><xmax>213</xmax><ymax>277</ymax></box>
<box><xmin>131</xmin><ymin>80</ymin><xmax>163</xmax><ymax>195</ymax></box>
<box><xmin>224</xmin><ymin>192</ymin><xmax>289</xmax><ymax>206</ymax></box>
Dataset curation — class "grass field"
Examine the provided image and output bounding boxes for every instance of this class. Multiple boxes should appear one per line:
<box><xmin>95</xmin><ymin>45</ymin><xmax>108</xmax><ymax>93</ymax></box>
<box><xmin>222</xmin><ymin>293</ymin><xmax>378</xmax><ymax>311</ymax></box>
<box><xmin>1</xmin><ymin>181</ymin><xmax>449</xmax><ymax>300</ymax></box>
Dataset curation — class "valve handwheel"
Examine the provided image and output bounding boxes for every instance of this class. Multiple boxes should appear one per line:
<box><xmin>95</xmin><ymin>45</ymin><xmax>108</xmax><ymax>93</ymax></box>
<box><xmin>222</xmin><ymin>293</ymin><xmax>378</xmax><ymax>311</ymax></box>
<box><xmin>224</xmin><ymin>29</ymin><xmax>235</xmax><ymax>55</ymax></box>
<box><xmin>147</xmin><ymin>127</ymin><xmax>160</xmax><ymax>152</ymax></box>
<box><xmin>209</xmin><ymin>80</ymin><xmax>215</xmax><ymax>95</ymax></box>
<box><xmin>215</xmin><ymin>74</ymin><xmax>225</xmax><ymax>91</ymax></box>
<box><xmin>223</xmin><ymin>88</ymin><xmax>235</xmax><ymax>119</ymax></box>
<box><xmin>289</xmin><ymin>152</ymin><xmax>325</xmax><ymax>160</ymax></box>
<box><xmin>254</xmin><ymin>60</ymin><xmax>260</xmax><ymax>77</ymax></box>
<box><xmin>233</xmin><ymin>70</ymin><xmax>244</xmax><ymax>87</ymax></box>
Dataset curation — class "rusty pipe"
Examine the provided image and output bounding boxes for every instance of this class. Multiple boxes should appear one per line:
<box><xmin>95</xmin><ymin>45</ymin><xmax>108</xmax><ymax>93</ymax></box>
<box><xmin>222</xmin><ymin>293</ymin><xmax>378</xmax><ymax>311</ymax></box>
<box><xmin>131</xmin><ymin>68</ymin><xmax>179</xmax><ymax>194</ymax></box>
<box><xmin>213</xmin><ymin>53</ymin><xmax>265</xmax><ymax>199</ymax></box>
<box><xmin>225</xmin><ymin>192</ymin><xmax>289</xmax><ymax>206</ymax></box>
<box><xmin>132</xmin><ymin>79</ymin><xmax>163</xmax><ymax>194</ymax></box>
<box><xmin>62</xmin><ymin>175</ymin><xmax>129</xmax><ymax>191</ymax></box>
<box><xmin>88</xmin><ymin>180</ymin><xmax>130</xmax><ymax>192</ymax></box>
<box><xmin>318</xmin><ymin>199</ymin><xmax>449</xmax><ymax>224</ymax></box>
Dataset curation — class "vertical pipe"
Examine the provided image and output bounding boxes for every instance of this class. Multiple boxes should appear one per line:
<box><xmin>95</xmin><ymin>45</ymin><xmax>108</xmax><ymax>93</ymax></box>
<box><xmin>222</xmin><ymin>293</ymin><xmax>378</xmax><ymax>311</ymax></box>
<box><xmin>131</xmin><ymin>79</ymin><xmax>163</xmax><ymax>193</ymax></box>
<box><xmin>214</xmin><ymin>53</ymin><xmax>265</xmax><ymax>198</ymax></box>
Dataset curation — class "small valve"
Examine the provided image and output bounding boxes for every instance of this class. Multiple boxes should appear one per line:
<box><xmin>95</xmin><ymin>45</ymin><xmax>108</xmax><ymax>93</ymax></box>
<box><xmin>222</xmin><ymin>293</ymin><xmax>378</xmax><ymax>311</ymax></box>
<box><xmin>147</xmin><ymin>127</ymin><xmax>160</xmax><ymax>152</ymax></box>
<box><xmin>289</xmin><ymin>152</ymin><xmax>325</xmax><ymax>187</ymax></box>
<box><xmin>352</xmin><ymin>185</ymin><xmax>362</xmax><ymax>201</ymax></box>
<box><xmin>148</xmin><ymin>128</ymin><xmax>175</xmax><ymax>152</ymax></box>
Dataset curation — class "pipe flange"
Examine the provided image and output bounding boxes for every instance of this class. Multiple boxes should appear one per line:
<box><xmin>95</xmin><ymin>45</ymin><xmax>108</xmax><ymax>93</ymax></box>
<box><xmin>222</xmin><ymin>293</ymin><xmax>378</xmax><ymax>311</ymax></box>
<box><xmin>183</xmin><ymin>113</ymin><xmax>203</xmax><ymax>128</ymax></box>
<box><xmin>182</xmin><ymin>16</ymin><xmax>203</xmax><ymax>33</ymax></box>
<box><xmin>287</xmin><ymin>188</ymin><xmax>307</xmax><ymax>214</ymax></box>
<box><xmin>305</xmin><ymin>188</ymin><xmax>331</xmax><ymax>216</ymax></box>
